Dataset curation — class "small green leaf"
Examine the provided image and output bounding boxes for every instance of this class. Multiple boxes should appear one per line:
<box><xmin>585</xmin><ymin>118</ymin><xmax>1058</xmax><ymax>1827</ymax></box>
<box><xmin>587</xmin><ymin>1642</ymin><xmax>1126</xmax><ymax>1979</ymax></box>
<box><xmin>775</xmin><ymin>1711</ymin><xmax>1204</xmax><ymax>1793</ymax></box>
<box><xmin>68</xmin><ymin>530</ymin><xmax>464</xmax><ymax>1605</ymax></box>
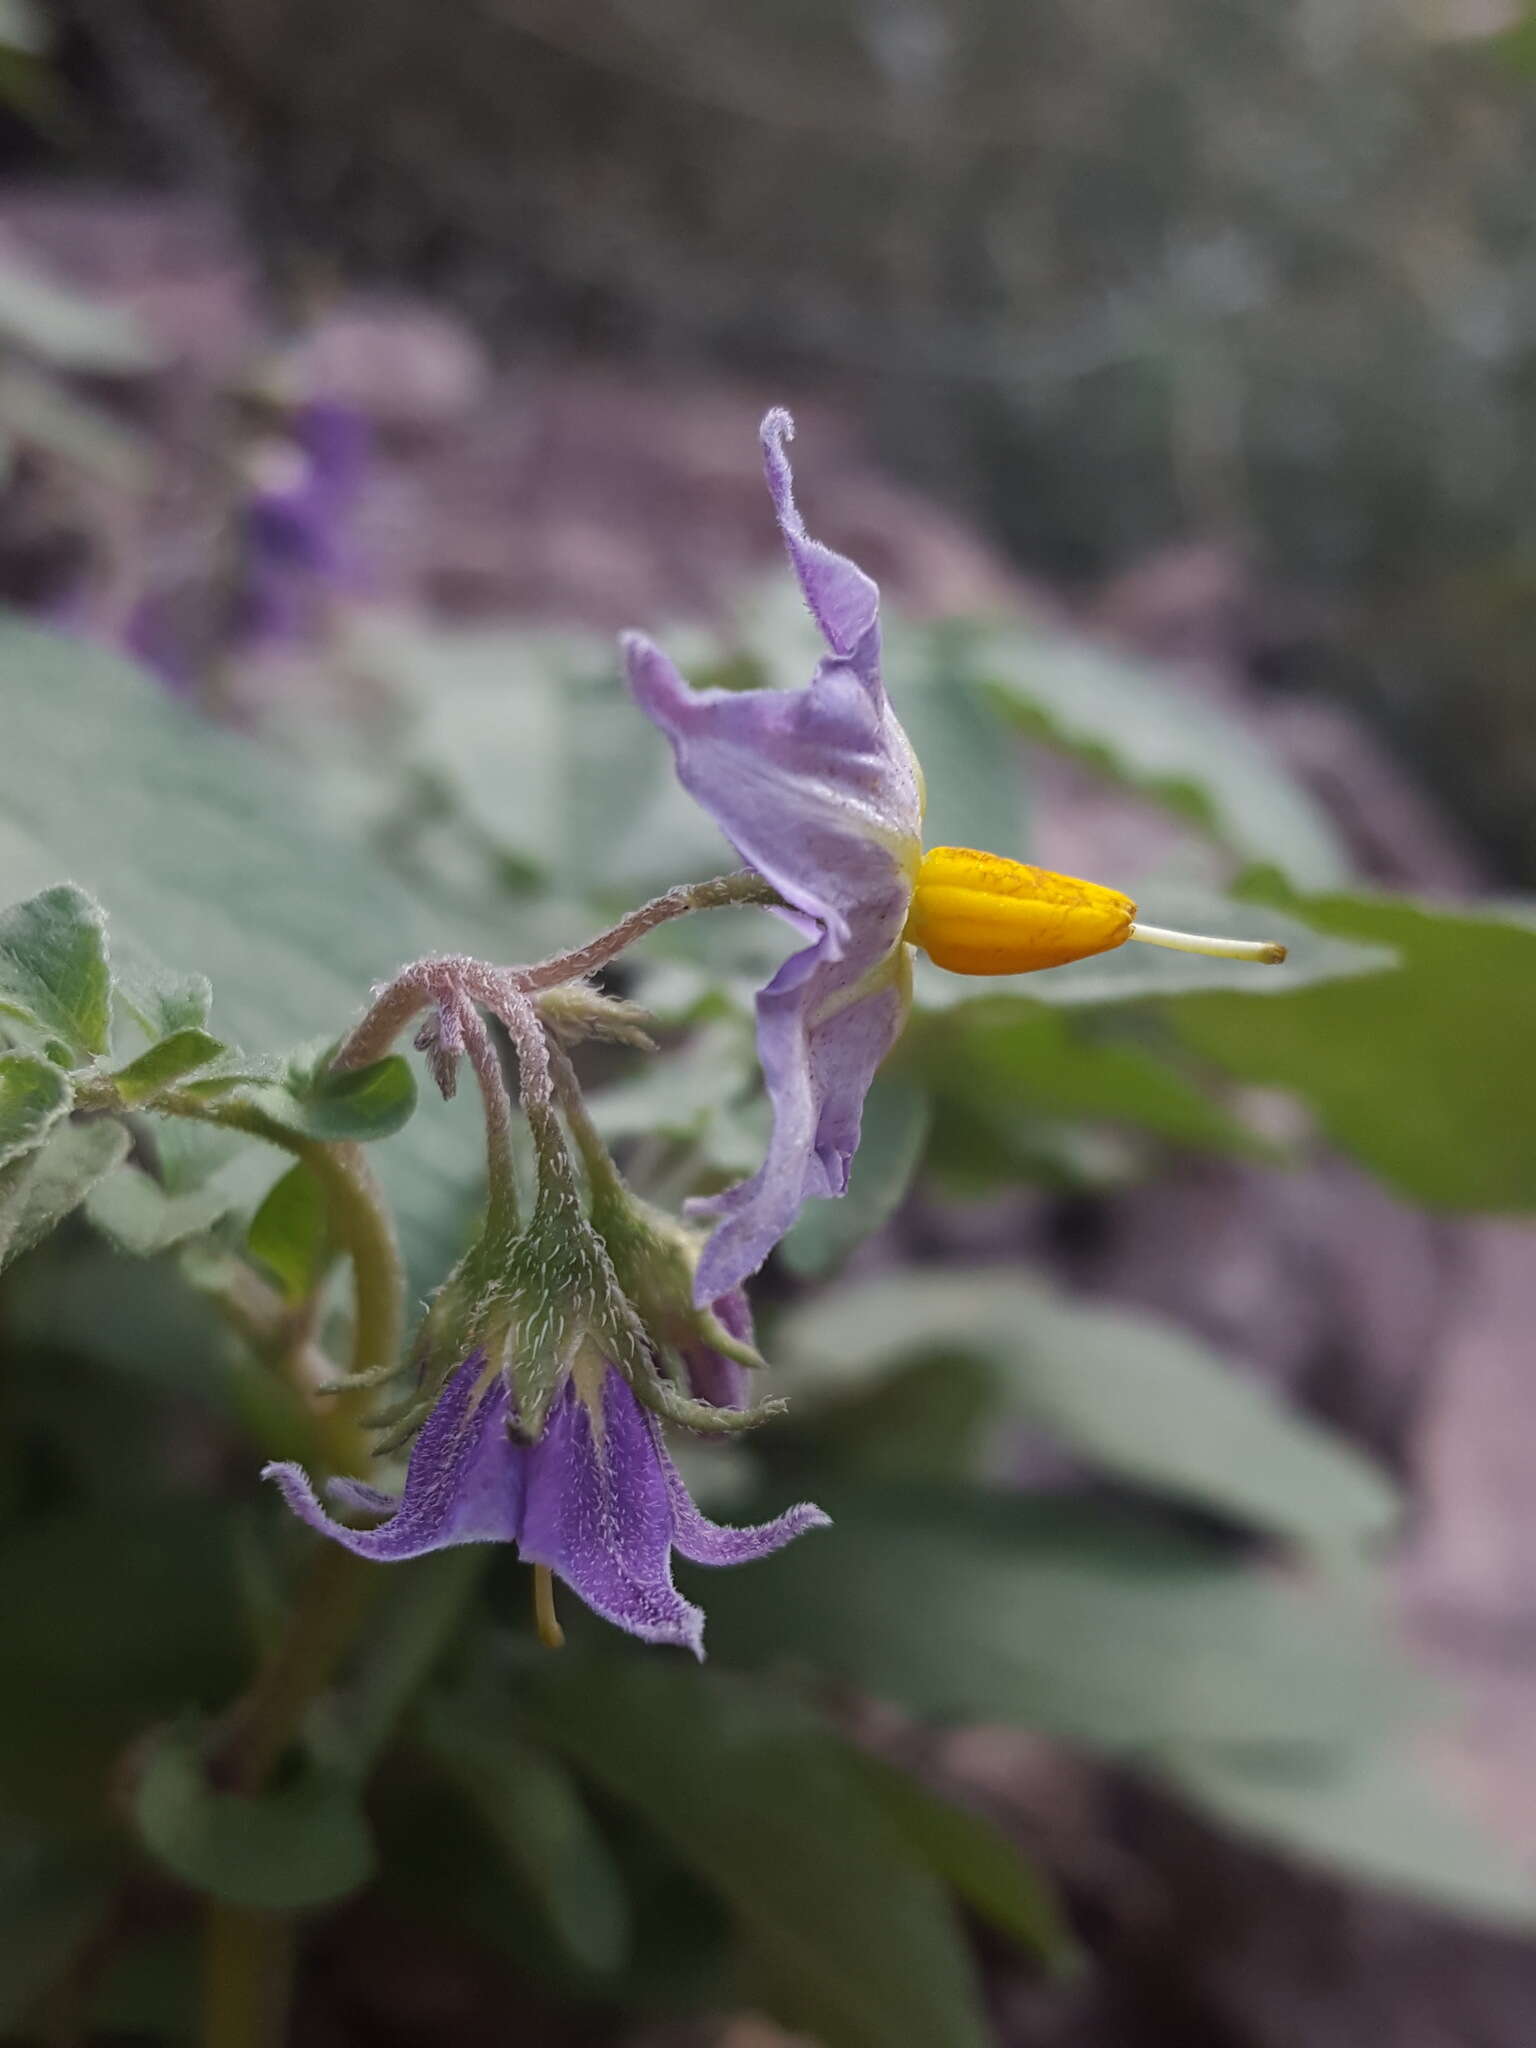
<box><xmin>245</xmin><ymin>1051</ymin><xmax>418</xmax><ymax>1144</ymax></box>
<box><xmin>0</xmin><ymin>1117</ymin><xmax>129</xmax><ymax>1269</ymax></box>
<box><xmin>0</xmin><ymin>883</ymin><xmax>112</xmax><ymax>1058</ymax></box>
<box><xmin>110</xmin><ymin>941</ymin><xmax>212</xmax><ymax>1041</ymax></box>
<box><xmin>781</xmin><ymin>1077</ymin><xmax>931</xmax><ymax>1276</ymax></box>
<box><xmin>133</xmin><ymin>1722</ymin><xmax>375</xmax><ymax>1911</ymax></box>
<box><xmin>109</xmin><ymin>1028</ymin><xmax>227</xmax><ymax>1106</ymax></box>
<box><xmin>1160</xmin><ymin>1740</ymin><xmax>1536</xmax><ymax>1930</ymax></box>
<box><xmin>247</xmin><ymin>1161</ymin><xmax>329</xmax><ymax>1303</ymax></box>
<box><xmin>419</xmin><ymin>1702</ymin><xmax>632</xmax><ymax>1977</ymax></box>
<box><xmin>853</xmin><ymin>1752</ymin><xmax>1077</xmax><ymax>1969</ymax></box>
<box><xmin>0</xmin><ymin>1048</ymin><xmax>70</xmax><ymax>1165</ymax></box>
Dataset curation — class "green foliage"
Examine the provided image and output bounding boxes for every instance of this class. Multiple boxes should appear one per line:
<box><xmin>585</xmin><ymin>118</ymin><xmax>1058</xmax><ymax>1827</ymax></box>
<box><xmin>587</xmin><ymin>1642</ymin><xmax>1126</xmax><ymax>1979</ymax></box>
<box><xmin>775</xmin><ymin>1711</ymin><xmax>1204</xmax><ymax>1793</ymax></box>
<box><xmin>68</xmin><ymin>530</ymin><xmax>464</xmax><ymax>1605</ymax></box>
<box><xmin>1176</xmin><ymin>884</ymin><xmax>1536</xmax><ymax>1210</ymax></box>
<box><xmin>1162</xmin><ymin>1741</ymin><xmax>1536</xmax><ymax>1931</ymax></box>
<box><xmin>418</xmin><ymin>1701</ymin><xmax>633</xmax><ymax>1977</ymax></box>
<box><xmin>972</xmin><ymin>626</ymin><xmax>1349</xmax><ymax>888</ymax></box>
<box><xmin>0</xmin><ymin>1117</ymin><xmax>129</xmax><ymax>1268</ymax></box>
<box><xmin>773</xmin><ymin>1270</ymin><xmax>1400</xmax><ymax>1554</ymax></box>
<box><xmin>702</xmin><ymin>1492</ymin><xmax>1419</xmax><ymax>1751</ymax></box>
<box><xmin>133</xmin><ymin>1722</ymin><xmax>376</xmax><ymax>1911</ymax></box>
<box><xmin>246</xmin><ymin>1161</ymin><xmax>330</xmax><ymax>1302</ymax></box>
<box><xmin>0</xmin><ymin>881</ymin><xmax>112</xmax><ymax>1058</ymax></box>
<box><xmin>0</xmin><ymin>1047</ymin><xmax>69</xmax><ymax>1164</ymax></box>
<box><xmin>107</xmin><ymin>1026</ymin><xmax>228</xmax><ymax>1104</ymax></box>
<box><xmin>518</xmin><ymin>1654</ymin><xmax>995</xmax><ymax>2048</ymax></box>
<box><xmin>852</xmin><ymin>1753</ymin><xmax>1077</xmax><ymax>1970</ymax></box>
<box><xmin>780</xmin><ymin>1076</ymin><xmax>931</xmax><ymax>1276</ymax></box>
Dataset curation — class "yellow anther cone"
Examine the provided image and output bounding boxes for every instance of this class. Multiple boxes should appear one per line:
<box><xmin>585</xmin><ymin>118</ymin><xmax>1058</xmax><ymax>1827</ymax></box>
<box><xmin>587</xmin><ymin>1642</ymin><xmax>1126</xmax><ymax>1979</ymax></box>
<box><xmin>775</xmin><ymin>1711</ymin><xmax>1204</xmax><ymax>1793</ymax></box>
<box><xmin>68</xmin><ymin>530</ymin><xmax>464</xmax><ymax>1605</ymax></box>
<box><xmin>905</xmin><ymin>846</ymin><xmax>1137</xmax><ymax>977</ymax></box>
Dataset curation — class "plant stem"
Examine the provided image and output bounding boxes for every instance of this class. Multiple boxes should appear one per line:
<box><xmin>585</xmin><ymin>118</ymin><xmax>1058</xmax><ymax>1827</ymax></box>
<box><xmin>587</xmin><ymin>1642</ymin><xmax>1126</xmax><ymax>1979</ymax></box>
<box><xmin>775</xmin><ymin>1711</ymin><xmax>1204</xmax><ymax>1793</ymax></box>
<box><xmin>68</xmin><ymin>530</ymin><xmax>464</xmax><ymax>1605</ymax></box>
<box><xmin>200</xmin><ymin>1904</ymin><xmax>295</xmax><ymax>2048</ymax></box>
<box><xmin>331</xmin><ymin>871</ymin><xmax>779</xmax><ymax>1069</ymax></box>
<box><xmin>546</xmin><ymin>1036</ymin><xmax>627</xmax><ymax>1208</ymax></box>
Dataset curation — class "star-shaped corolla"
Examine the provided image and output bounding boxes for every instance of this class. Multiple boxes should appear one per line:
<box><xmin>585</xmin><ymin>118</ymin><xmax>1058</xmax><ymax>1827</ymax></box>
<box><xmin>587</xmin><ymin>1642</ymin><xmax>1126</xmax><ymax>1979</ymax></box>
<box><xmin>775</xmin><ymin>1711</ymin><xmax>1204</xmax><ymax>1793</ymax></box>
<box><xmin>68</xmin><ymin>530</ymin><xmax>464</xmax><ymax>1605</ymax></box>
<box><xmin>627</xmin><ymin>411</ymin><xmax>1288</xmax><ymax>1302</ymax></box>
<box><xmin>625</xmin><ymin>409</ymin><xmax>926</xmax><ymax>1303</ymax></box>
<box><xmin>263</xmin><ymin>1351</ymin><xmax>826</xmax><ymax>1657</ymax></box>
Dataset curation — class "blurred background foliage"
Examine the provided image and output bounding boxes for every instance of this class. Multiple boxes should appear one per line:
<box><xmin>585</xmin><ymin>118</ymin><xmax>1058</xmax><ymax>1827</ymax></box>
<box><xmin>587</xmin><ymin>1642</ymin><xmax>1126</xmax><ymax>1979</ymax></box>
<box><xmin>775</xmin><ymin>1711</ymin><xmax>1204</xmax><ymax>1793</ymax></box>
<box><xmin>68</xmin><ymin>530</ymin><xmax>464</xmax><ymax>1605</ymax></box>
<box><xmin>3</xmin><ymin>2</ymin><xmax>1536</xmax><ymax>2044</ymax></box>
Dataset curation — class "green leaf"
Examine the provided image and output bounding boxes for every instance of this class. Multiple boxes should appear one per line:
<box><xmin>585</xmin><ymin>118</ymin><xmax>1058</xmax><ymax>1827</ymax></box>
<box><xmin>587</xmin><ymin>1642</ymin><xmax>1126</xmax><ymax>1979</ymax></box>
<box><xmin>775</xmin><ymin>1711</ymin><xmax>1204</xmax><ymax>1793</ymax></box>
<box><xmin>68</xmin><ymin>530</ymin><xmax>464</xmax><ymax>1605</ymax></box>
<box><xmin>519</xmin><ymin>1655</ymin><xmax>990</xmax><ymax>2048</ymax></box>
<box><xmin>0</xmin><ymin>1117</ymin><xmax>129</xmax><ymax>1268</ymax></box>
<box><xmin>1160</xmin><ymin>1741</ymin><xmax>1536</xmax><ymax>1930</ymax></box>
<box><xmin>419</xmin><ymin>1701</ymin><xmax>632</xmax><ymax>1977</ymax></box>
<box><xmin>0</xmin><ymin>882</ymin><xmax>112</xmax><ymax>1057</ymax></box>
<box><xmin>110</xmin><ymin>941</ymin><xmax>213</xmax><ymax>1040</ymax></box>
<box><xmin>700</xmin><ymin>1491</ymin><xmax>1419</xmax><ymax>1751</ymax></box>
<box><xmin>244</xmin><ymin>1050</ymin><xmax>418</xmax><ymax>1144</ymax></box>
<box><xmin>247</xmin><ymin>1161</ymin><xmax>329</xmax><ymax>1302</ymax></box>
<box><xmin>133</xmin><ymin>1722</ymin><xmax>376</xmax><ymax>1911</ymax></box>
<box><xmin>108</xmin><ymin>1027</ymin><xmax>227</xmax><ymax>1105</ymax></box>
<box><xmin>781</xmin><ymin>1077</ymin><xmax>931</xmax><ymax>1276</ymax></box>
<box><xmin>972</xmin><ymin>624</ymin><xmax>1349</xmax><ymax>888</ymax></box>
<box><xmin>853</xmin><ymin>1752</ymin><xmax>1077</xmax><ymax>1969</ymax></box>
<box><xmin>0</xmin><ymin>624</ymin><xmax>564</xmax><ymax>1289</ymax></box>
<box><xmin>773</xmin><ymin>1272</ymin><xmax>1400</xmax><ymax>1554</ymax></box>
<box><xmin>0</xmin><ymin>1047</ymin><xmax>70</xmax><ymax>1164</ymax></box>
<box><xmin>0</xmin><ymin>1506</ymin><xmax>246</xmax><ymax>1827</ymax></box>
<box><xmin>83</xmin><ymin>1166</ymin><xmax>236</xmax><ymax>1256</ymax></box>
<box><xmin>904</xmin><ymin>1002</ymin><xmax>1255</xmax><ymax>1170</ymax></box>
<box><xmin>1174</xmin><ymin>886</ymin><xmax>1536</xmax><ymax>1210</ymax></box>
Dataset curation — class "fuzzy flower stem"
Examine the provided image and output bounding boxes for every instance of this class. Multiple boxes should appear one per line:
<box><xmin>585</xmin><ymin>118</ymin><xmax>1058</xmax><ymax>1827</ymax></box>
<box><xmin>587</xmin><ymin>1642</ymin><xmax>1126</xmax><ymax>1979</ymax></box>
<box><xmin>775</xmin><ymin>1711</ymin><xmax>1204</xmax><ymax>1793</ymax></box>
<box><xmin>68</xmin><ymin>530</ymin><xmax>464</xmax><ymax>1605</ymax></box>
<box><xmin>546</xmin><ymin>1035</ymin><xmax>627</xmax><ymax>1208</ymax></box>
<box><xmin>489</xmin><ymin>980</ymin><xmax>578</xmax><ymax>1199</ymax></box>
<box><xmin>457</xmin><ymin>1000</ymin><xmax>520</xmax><ymax>1229</ymax></box>
<box><xmin>331</xmin><ymin>873</ymin><xmax>780</xmax><ymax>1071</ymax></box>
<box><xmin>515</xmin><ymin>870</ymin><xmax>781</xmax><ymax>992</ymax></box>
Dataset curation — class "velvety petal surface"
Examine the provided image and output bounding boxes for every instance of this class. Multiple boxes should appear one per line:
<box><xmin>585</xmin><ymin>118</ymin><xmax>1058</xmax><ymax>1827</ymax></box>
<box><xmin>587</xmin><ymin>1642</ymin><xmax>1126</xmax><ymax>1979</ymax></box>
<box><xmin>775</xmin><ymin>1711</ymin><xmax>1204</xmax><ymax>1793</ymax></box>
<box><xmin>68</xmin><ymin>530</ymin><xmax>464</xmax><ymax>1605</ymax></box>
<box><xmin>624</xmin><ymin>411</ymin><xmax>923</xmax><ymax>1300</ymax></box>
<box><xmin>262</xmin><ymin>1351</ymin><xmax>524</xmax><ymax>1560</ymax></box>
<box><xmin>518</xmin><ymin>1369</ymin><xmax>709</xmax><ymax>1654</ymax></box>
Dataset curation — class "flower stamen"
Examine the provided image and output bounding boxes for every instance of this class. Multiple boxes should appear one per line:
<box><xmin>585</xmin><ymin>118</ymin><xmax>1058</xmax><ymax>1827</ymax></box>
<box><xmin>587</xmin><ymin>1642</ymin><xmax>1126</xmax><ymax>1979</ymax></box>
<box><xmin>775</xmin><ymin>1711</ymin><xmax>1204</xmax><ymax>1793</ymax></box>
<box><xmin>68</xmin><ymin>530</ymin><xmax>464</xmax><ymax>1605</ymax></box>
<box><xmin>533</xmin><ymin>1563</ymin><xmax>565</xmax><ymax>1651</ymax></box>
<box><xmin>1128</xmin><ymin>923</ymin><xmax>1287</xmax><ymax>965</ymax></box>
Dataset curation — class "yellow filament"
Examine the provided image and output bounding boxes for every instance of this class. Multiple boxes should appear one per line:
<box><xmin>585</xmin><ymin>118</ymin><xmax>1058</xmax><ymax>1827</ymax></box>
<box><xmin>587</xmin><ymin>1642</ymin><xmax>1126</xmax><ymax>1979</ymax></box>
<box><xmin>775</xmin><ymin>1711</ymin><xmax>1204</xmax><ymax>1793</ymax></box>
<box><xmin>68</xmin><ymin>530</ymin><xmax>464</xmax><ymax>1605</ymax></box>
<box><xmin>533</xmin><ymin>1564</ymin><xmax>565</xmax><ymax>1651</ymax></box>
<box><xmin>905</xmin><ymin>846</ymin><xmax>1136</xmax><ymax>976</ymax></box>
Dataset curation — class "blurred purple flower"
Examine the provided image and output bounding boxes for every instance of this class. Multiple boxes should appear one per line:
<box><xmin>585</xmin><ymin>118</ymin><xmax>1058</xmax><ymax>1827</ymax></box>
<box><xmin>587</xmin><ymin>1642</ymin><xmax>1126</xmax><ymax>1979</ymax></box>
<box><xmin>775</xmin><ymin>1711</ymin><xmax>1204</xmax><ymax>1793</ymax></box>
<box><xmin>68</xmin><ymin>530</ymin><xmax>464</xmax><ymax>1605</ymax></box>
<box><xmin>263</xmin><ymin>1350</ymin><xmax>826</xmax><ymax>1656</ymax></box>
<box><xmin>237</xmin><ymin>399</ymin><xmax>369</xmax><ymax>644</ymax></box>
<box><xmin>625</xmin><ymin>409</ymin><xmax>925</xmax><ymax>1303</ymax></box>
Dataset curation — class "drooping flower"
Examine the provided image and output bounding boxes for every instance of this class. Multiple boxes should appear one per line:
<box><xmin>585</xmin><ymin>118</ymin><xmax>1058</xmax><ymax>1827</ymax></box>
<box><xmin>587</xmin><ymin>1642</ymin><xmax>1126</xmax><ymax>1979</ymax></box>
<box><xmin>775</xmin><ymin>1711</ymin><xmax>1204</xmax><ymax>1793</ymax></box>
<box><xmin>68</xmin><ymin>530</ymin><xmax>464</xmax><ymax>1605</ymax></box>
<box><xmin>263</xmin><ymin>1350</ymin><xmax>826</xmax><ymax>1656</ymax></box>
<box><xmin>627</xmin><ymin>410</ymin><xmax>1287</xmax><ymax>1301</ymax></box>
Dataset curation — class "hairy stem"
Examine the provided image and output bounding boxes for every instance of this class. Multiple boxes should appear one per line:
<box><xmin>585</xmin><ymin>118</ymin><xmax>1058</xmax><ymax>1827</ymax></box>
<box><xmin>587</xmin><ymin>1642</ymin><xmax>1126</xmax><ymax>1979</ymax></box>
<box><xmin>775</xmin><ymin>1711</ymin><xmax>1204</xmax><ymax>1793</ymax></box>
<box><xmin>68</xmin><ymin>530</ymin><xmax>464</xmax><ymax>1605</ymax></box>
<box><xmin>517</xmin><ymin>870</ymin><xmax>779</xmax><ymax>991</ymax></box>
<box><xmin>332</xmin><ymin>871</ymin><xmax>779</xmax><ymax>1070</ymax></box>
<box><xmin>457</xmin><ymin>1002</ymin><xmax>520</xmax><ymax>1227</ymax></box>
<box><xmin>546</xmin><ymin>1036</ymin><xmax>627</xmax><ymax>1208</ymax></box>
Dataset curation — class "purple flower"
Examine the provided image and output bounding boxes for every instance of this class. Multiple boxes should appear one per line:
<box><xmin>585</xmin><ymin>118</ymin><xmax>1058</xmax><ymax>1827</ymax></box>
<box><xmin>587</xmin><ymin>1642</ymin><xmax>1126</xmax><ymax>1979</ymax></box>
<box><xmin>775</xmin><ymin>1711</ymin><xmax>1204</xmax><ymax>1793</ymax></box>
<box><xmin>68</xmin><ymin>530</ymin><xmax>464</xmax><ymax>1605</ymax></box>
<box><xmin>624</xmin><ymin>409</ymin><xmax>925</xmax><ymax>1303</ymax></box>
<box><xmin>263</xmin><ymin>1351</ymin><xmax>827</xmax><ymax>1656</ymax></box>
<box><xmin>238</xmin><ymin>400</ymin><xmax>369</xmax><ymax>645</ymax></box>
